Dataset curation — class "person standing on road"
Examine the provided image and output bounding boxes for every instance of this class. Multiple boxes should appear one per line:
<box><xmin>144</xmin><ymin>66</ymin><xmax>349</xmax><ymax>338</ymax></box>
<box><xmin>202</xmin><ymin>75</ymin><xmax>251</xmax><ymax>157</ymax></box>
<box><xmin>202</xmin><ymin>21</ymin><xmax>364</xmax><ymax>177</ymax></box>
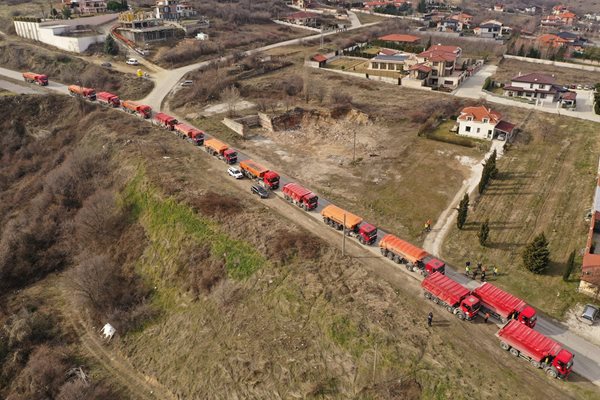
<box><xmin>481</xmin><ymin>271</ymin><xmax>486</xmax><ymax>282</ymax></box>
<box><xmin>465</xmin><ymin>261</ymin><xmax>471</xmax><ymax>277</ymax></box>
<box><xmin>484</xmin><ymin>312</ymin><xmax>490</xmax><ymax>324</ymax></box>
<box><xmin>427</xmin><ymin>312</ymin><xmax>433</xmax><ymax>327</ymax></box>
<box><xmin>493</xmin><ymin>266</ymin><xmax>498</xmax><ymax>278</ymax></box>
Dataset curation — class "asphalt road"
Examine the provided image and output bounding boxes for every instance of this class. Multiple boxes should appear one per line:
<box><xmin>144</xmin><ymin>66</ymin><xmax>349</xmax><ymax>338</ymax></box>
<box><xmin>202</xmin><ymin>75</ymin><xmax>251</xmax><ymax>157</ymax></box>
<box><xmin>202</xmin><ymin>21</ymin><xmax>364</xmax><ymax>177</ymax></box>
<box><xmin>0</xmin><ymin>66</ymin><xmax>69</xmax><ymax>95</ymax></box>
<box><xmin>2</xmin><ymin>55</ymin><xmax>600</xmax><ymax>386</ymax></box>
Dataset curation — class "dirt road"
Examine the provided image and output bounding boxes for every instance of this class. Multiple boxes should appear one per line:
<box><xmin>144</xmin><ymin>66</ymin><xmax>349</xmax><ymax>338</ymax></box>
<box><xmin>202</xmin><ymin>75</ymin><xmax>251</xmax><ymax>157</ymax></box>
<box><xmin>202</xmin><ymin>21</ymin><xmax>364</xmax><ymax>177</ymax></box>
<box><xmin>0</xmin><ymin>66</ymin><xmax>69</xmax><ymax>95</ymax></box>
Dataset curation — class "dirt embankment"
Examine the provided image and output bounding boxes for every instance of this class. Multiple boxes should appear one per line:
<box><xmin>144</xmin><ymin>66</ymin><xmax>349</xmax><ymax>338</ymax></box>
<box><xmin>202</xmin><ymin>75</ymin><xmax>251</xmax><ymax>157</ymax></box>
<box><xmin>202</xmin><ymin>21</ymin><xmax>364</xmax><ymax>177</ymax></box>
<box><xmin>0</xmin><ymin>41</ymin><xmax>153</xmax><ymax>99</ymax></box>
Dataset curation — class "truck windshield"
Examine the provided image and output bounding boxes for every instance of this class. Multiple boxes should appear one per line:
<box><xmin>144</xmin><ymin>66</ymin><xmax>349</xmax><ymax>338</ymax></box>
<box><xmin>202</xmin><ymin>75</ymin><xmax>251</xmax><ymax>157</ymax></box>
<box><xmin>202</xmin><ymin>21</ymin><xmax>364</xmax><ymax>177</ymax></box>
<box><xmin>367</xmin><ymin>229</ymin><xmax>377</xmax><ymax>238</ymax></box>
<box><xmin>268</xmin><ymin>177</ymin><xmax>279</xmax><ymax>183</ymax></box>
<box><xmin>308</xmin><ymin>196</ymin><xmax>318</xmax><ymax>205</ymax></box>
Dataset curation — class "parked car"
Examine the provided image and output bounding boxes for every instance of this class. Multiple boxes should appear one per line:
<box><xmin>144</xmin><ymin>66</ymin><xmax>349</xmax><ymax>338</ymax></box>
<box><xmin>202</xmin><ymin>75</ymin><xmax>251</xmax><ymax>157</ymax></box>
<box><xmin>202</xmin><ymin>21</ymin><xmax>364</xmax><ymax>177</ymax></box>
<box><xmin>126</xmin><ymin>58</ymin><xmax>139</xmax><ymax>65</ymax></box>
<box><xmin>101</xmin><ymin>62</ymin><xmax>112</xmax><ymax>68</ymax></box>
<box><xmin>180</xmin><ymin>80</ymin><xmax>194</xmax><ymax>87</ymax></box>
<box><xmin>227</xmin><ymin>166</ymin><xmax>243</xmax><ymax>179</ymax></box>
<box><xmin>581</xmin><ymin>304</ymin><xmax>599</xmax><ymax>325</ymax></box>
<box><xmin>251</xmin><ymin>185</ymin><xmax>269</xmax><ymax>199</ymax></box>
<box><xmin>496</xmin><ymin>132</ymin><xmax>506</xmax><ymax>141</ymax></box>
<box><xmin>577</xmin><ymin>84</ymin><xmax>583</xmax><ymax>90</ymax></box>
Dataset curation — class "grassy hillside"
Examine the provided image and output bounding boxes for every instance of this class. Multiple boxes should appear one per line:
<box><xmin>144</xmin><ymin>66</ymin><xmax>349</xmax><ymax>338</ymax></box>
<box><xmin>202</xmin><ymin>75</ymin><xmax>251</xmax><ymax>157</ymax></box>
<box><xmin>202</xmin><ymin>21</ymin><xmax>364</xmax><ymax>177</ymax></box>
<box><xmin>0</xmin><ymin>95</ymin><xmax>598</xmax><ymax>399</ymax></box>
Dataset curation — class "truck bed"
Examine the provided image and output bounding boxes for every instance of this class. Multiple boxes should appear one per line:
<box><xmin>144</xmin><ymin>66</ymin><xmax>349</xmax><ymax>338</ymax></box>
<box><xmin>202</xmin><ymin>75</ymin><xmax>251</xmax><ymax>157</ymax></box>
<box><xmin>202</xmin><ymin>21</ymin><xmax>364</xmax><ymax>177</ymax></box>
<box><xmin>473</xmin><ymin>282</ymin><xmax>526</xmax><ymax>319</ymax></box>
<box><xmin>321</xmin><ymin>204</ymin><xmax>362</xmax><ymax>229</ymax></box>
<box><xmin>496</xmin><ymin>320</ymin><xmax>561</xmax><ymax>361</ymax></box>
<box><xmin>422</xmin><ymin>272</ymin><xmax>470</xmax><ymax>306</ymax></box>
<box><xmin>204</xmin><ymin>138</ymin><xmax>227</xmax><ymax>153</ymax></box>
<box><xmin>379</xmin><ymin>234</ymin><xmax>428</xmax><ymax>264</ymax></box>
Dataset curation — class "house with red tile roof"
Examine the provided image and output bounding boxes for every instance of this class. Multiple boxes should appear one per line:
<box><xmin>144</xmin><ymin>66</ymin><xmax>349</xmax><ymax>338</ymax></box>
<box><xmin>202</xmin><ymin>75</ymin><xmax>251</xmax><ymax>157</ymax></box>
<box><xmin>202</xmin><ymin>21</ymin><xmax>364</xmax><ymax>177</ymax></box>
<box><xmin>542</xmin><ymin>6</ymin><xmax>576</xmax><ymax>26</ymax></box>
<box><xmin>537</xmin><ymin>33</ymin><xmax>570</xmax><ymax>48</ymax></box>
<box><xmin>283</xmin><ymin>11</ymin><xmax>319</xmax><ymax>26</ymax></box>
<box><xmin>456</xmin><ymin>106</ymin><xmax>514</xmax><ymax>140</ymax></box>
<box><xmin>404</xmin><ymin>45</ymin><xmax>465</xmax><ymax>89</ymax></box>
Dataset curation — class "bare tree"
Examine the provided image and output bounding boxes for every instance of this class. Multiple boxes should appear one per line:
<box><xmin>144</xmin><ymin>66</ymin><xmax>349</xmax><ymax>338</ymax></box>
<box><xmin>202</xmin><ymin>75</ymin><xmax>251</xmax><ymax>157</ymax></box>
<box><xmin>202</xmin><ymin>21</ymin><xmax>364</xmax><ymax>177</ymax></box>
<box><xmin>222</xmin><ymin>85</ymin><xmax>241</xmax><ymax>117</ymax></box>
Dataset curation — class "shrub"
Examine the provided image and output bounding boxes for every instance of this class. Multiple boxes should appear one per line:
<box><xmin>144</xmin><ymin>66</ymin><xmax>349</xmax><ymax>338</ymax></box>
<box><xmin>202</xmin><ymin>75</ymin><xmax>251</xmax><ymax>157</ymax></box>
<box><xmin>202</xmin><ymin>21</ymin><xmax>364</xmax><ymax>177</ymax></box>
<box><xmin>563</xmin><ymin>250</ymin><xmax>576</xmax><ymax>281</ymax></box>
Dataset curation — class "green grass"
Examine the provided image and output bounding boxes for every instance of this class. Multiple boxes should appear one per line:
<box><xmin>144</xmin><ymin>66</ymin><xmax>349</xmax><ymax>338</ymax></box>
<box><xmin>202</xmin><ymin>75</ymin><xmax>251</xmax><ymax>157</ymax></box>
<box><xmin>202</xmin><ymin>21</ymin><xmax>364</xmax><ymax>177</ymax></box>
<box><xmin>422</xmin><ymin>120</ymin><xmax>489</xmax><ymax>149</ymax></box>
<box><xmin>122</xmin><ymin>169</ymin><xmax>265</xmax><ymax>282</ymax></box>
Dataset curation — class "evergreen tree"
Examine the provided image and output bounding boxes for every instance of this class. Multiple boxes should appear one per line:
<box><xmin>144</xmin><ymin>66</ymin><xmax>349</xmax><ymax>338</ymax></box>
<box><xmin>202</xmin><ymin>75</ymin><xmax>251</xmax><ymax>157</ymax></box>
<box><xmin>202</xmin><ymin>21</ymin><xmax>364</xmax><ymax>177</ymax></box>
<box><xmin>522</xmin><ymin>233</ymin><xmax>550</xmax><ymax>274</ymax></box>
<box><xmin>104</xmin><ymin>34</ymin><xmax>119</xmax><ymax>55</ymax></box>
<box><xmin>488</xmin><ymin>149</ymin><xmax>498</xmax><ymax>178</ymax></box>
<box><xmin>417</xmin><ymin>0</ymin><xmax>427</xmax><ymax>13</ymax></box>
<box><xmin>517</xmin><ymin>44</ymin><xmax>525</xmax><ymax>56</ymax></box>
<box><xmin>478</xmin><ymin>219</ymin><xmax>490</xmax><ymax>246</ymax></box>
<box><xmin>426</xmin><ymin>36</ymin><xmax>432</xmax><ymax>50</ymax></box>
<box><xmin>61</xmin><ymin>6</ymin><xmax>71</xmax><ymax>19</ymax></box>
<box><xmin>457</xmin><ymin>193</ymin><xmax>469</xmax><ymax>229</ymax></box>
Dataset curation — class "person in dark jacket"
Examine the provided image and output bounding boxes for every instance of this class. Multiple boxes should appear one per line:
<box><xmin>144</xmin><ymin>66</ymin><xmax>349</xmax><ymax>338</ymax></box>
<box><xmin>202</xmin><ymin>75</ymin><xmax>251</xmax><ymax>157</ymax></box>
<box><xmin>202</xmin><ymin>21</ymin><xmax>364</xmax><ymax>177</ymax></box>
<box><xmin>427</xmin><ymin>312</ymin><xmax>433</xmax><ymax>327</ymax></box>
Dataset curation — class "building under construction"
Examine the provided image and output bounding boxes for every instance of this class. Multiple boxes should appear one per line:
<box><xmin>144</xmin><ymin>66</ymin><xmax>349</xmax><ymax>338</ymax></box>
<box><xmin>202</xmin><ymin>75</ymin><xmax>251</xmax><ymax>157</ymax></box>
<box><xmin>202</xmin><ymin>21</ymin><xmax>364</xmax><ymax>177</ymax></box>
<box><xmin>117</xmin><ymin>11</ymin><xmax>180</xmax><ymax>43</ymax></box>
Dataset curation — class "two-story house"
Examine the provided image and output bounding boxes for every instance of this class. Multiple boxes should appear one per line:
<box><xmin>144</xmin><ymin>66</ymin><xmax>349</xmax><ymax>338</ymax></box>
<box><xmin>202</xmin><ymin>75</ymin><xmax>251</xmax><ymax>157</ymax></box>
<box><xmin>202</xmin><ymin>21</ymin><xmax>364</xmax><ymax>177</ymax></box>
<box><xmin>474</xmin><ymin>20</ymin><xmax>511</xmax><ymax>39</ymax></box>
<box><xmin>77</xmin><ymin>0</ymin><xmax>107</xmax><ymax>14</ymax></box>
<box><xmin>456</xmin><ymin>105</ymin><xmax>515</xmax><ymax>140</ymax></box>
<box><xmin>410</xmin><ymin>45</ymin><xmax>465</xmax><ymax>88</ymax></box>
<box><xmin>503</xmin><ymin>72</ymin><xmax>559</xmax><ymax>100</ymax></box>
<box><xmin>155</xmin><ymin>0</ymin><xmax>197</xmax><ymax>20</ymax></box>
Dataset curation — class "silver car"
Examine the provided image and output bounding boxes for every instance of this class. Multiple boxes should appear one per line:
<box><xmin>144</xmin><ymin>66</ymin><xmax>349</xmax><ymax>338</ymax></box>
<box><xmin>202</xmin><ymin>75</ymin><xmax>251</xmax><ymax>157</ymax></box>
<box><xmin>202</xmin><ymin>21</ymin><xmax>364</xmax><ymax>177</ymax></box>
<box><xmin>581</xmin><ymin>304</ymin><xmax>599</xmax><ymax>325</ymax></box>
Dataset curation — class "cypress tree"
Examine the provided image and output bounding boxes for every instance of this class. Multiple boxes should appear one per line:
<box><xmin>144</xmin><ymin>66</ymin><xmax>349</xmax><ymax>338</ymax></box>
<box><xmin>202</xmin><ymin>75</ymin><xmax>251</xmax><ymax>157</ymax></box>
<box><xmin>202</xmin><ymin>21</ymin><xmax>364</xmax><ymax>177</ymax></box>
<box><xmin>478</xmin><ymin>219</ymin><xmax>490</xmax><ymax>246</ymax></box>
<box><xmin>457</xmin><ymin>193</ymin><xmax>469</xmax><ymax>229</ymax></box>
<box><xmin>522</xmin><ymin>233</ymin><xmax>550</xmax><ymax>274</ymax></box>
<box><xmin>104</xmin><ymin>34</ymin><xmax>119</xmax><ymax>56</ymax></box>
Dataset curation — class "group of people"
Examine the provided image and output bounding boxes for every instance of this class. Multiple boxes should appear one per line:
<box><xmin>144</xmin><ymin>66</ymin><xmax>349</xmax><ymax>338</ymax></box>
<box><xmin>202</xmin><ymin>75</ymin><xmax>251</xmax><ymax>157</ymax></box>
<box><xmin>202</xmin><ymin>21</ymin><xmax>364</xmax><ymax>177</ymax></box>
<box><xmin>464</xmin><ymin>262</ymin><xmax>498</xmax><ymax>282</ymax></box>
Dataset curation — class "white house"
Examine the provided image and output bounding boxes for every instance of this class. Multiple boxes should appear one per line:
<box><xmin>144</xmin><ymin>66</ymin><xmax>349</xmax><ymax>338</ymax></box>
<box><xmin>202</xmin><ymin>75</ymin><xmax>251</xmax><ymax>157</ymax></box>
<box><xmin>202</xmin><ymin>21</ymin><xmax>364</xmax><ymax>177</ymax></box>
<box><xmin>155</xmin><ymin>0</ymin><xmax>197</xmax><ymax>20</ymax></box>
<box><xmin>503</xmin><ymin>72</ymin><xmax>559</xmax><ymax>100</ymax></box>
<box><xmin>457</xmin><ymin>106</ymin><xmax>501</xmax><ymax>140</ymax></box>
<box><xmin>474</xmin><ymin>20</ymin><xmax>511</xmax><ymax>39</ymax></box>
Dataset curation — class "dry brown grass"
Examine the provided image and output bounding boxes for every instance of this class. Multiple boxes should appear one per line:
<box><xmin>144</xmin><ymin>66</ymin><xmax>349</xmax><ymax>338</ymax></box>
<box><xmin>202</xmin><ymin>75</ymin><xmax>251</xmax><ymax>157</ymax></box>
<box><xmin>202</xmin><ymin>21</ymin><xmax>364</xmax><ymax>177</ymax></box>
<box><xmin>494</xmin><ymin>57</ymin><xmax>600</xmax><ymax>86</ymax></box>
<box><xmin>442</xmin><ymin>112</ymin><xmax>600</xmax><ymax>318</ymax></box>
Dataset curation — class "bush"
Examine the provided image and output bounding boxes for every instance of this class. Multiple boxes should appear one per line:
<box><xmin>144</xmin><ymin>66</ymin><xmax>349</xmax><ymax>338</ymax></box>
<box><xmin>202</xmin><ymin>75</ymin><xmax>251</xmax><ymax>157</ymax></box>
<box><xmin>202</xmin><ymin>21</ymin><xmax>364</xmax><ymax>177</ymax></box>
<box><xmin>267</xmin><ymin>230</ymin><xmax>322</xmax><ymax>264</ymax></box>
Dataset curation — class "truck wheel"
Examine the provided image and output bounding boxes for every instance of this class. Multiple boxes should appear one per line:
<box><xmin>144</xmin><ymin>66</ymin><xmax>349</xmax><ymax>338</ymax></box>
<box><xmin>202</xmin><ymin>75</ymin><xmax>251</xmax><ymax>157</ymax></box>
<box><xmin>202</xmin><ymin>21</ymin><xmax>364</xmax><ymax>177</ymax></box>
<box><xmin>500</xmin><ymin>342</ymin><xmax>510</xmax><ymax>351</ymax></box>
<box><xmin>456</xmin><ymin>312</ymin><xmax>465</xmax><ymax>320</ymax></box>
<box><xmin>393</xmin><ymin>256</ymin><xmax>401</xmax><ymax>264</ymax></box>
<box><xmin>359</xmin><ymin>237</ymin><xmax>365</xmax><ymax>245</ymax></box>
<box><xmin>530</xmin><ymin>360</ymin><xmax>541</xmax><ymax>369</ymax></box>
<box><xmin>432</xmin><ymin>297</ymin><xmax>440</xmax><ymax>304</ymax></box>
<box><xmin>546</xmin><ymin>368</ymin><xmax>558</xmax><ymax>379</ymax></box>
<box><xmin>424</xmin><ymin>292</ymin><xmax>431</xmax><ymax>300</ymax></box>
<box><xmin>446</xmin><ymin>306</ymin><xmax>453</xmax><ymax>313</ymax></box>
<box><xmin>380</xmin><ymin>248</ymin><xmax>387</xmax><ymax>256</ymax></box>
<box><xmin>509</xmin><ymin>348</ymin><xmax>519</xmax><ymax>357</ymax></box>
<box><xmin>387</xmin><ymin>252</ymin><xmax>394</xmax><ymax>260</ymax></box>
<box><xmin>405</xmin><ymin>264</ymin><xmax>411</xmax><ymax>271</ymax></box>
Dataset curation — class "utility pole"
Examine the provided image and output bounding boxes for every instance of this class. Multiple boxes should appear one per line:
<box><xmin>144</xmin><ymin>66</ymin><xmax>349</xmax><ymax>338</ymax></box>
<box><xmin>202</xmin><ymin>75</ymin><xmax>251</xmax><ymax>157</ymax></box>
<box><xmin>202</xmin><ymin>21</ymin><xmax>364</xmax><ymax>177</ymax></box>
<box><xmin>353</xmin><ymin>129</ymin><xmax>356</xmax><ymax>162</ymax></box>
<box><xmin>342</xmin><ymin>213</ymin><xmax>346</xmax><ymax>256</ymax></box>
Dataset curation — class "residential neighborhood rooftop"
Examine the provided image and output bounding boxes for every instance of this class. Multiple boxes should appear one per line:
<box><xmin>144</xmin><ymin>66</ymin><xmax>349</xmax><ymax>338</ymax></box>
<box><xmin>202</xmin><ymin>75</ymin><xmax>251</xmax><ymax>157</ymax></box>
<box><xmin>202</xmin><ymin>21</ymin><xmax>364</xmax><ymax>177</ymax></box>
<box><xmin>378</xmin><ymin>33</ymin><xmax>421</xmax><ymax>43</ymax></box>
<box><xmin>458</xmin><ymin>105</ymin><xmax>502</xmax><ymax>123</ymax></box>
<box><xmin>511</xmin><ymin>72</ymin><xmax>556</xmax><ymax>85</ymax></box>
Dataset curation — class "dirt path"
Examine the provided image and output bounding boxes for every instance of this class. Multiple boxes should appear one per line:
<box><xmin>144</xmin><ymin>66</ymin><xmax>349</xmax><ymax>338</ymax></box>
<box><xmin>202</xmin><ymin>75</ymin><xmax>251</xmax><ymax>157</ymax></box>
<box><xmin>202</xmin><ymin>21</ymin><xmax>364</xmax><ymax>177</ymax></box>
<box><xmin>58</xmin><ymin>279</ymin><xmax>177</xmax><ymax>400</ymax></box>
<box><xmin>422</xmin><ymin>140</ymin><xmax>504</xmax><ymax>257</ymax></box>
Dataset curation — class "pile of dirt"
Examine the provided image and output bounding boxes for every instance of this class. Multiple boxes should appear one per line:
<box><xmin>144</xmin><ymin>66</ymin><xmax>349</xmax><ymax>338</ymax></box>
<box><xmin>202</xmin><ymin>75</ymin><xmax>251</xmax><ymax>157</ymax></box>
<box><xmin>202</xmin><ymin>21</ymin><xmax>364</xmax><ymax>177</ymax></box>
<box><xmin>0</xmin><ymin>41</ymin><xmax>153</xmax><ymax>99</ymax></box>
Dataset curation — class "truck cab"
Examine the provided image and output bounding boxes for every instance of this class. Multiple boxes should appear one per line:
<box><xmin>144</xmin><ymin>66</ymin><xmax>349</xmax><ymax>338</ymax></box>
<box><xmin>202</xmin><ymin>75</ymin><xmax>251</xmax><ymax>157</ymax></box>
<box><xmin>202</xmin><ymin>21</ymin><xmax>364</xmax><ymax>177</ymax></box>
<box><xmin>304</xmin><ymin>193</ymin><xmax>318</xmax><ymax>210</ymax></box>
<box><xmin>38</xmin><ymin>74</ymin><xmax>49</xmax><ymax>85</ymax></box>
<box><xmin>424</xmin><ymin>258</ymin><xmax>445</xmax><ymax>275</ymax></box>
<box><xmin>460</xmin><ymin>295</ymin><xmax>481</xmax><ymax>320</ymax></box>
<box><xmin>517</xmin><ymin>306</ymin><xmax>537</xmax><ymax>328</ymax></box>
<box><xmin>357</xmin><ymin>223</ymin><xmax>377</xmax><ymax>245</ymax></box>
<box><xmin>224</xmin><ymin>149</ymin><xmax>237</xmax><ymax>164</ymax></box>
<box><xmin>263</xmin><ymin>171</ymin><xmax>280</xmax><ymax>189</ymax></box>
<box><xmin>552</xmin><ymin>349</ymin><xmax>574</xmax><ymax>378</ymax></box>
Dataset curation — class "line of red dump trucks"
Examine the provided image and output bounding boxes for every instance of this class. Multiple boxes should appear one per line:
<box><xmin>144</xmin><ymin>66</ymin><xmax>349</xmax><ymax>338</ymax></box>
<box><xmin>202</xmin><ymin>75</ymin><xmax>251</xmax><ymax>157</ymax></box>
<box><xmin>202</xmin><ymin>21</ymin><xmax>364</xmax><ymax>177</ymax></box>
<box><xmin>422</xmin><ymin>272</ymin><xmax>537</xmax><ymax>327</ymax></box>
<box><xmin>68</xmin><ymin>85</ymin><xmax>96</xmax><ymax>100</ymax></box>
<box><xmin>35</xmin><ymin>73</ymin><xmax>575</xmax><ymax>381</ymax></box>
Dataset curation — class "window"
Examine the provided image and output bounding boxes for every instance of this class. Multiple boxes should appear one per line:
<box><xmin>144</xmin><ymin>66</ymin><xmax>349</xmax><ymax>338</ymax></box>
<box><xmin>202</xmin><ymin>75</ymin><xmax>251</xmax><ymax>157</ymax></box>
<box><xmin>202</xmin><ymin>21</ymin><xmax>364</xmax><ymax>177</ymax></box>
<box><xmin>467</xmin><ymin>116</ymin><xmax>473</xmax><ymax>121</ymax></box>
<box><xmin>476</xmin><ymin>128</ymin><xmax>480</xmax><ymax>133</ymax></box>
<box><xmin>539</xmin><ymin>84</ymin><xmax>544</xmax><ymax>88</ymax></box>
<box><xmin>465</xmin><ymin>126</ymin><xmax>471</xmax><ymax>132</ymax></box>
<box><xmin>530</xmin><ymin>83</ymin><xmax>534</xmax><ymax>88</ymax></box>
<box><xmin>482</xmin><ymin>118</ymin><xmax>488</xmax><ymax>123</ymax></box>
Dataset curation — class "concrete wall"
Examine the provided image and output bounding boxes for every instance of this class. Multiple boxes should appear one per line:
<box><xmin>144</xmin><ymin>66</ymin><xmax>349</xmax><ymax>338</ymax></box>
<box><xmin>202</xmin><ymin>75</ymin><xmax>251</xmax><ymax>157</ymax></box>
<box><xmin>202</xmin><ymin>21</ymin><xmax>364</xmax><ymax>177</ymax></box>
<box><xmin>222</xmin><ymin>117</ymin><xmax>246</xmax><ymax>137</ymax></box>
<box><xmin>258</xmin><ymin>112</ymin><xmax>274</xmax><ymax>131</ymax></box>
<box><xmin>579</xmin><ymin>280</ymin><xmax>600</xmax><ymax>299</ymax></box>
<box><xmin>14</xmin><ymin>20</ymin><xmax>104</xmax><ymax>53</ymax></box>
<box><xmin>504</xmin><ymin>54</ymin><xmax>600</xmax><ymax>73</ymax></box>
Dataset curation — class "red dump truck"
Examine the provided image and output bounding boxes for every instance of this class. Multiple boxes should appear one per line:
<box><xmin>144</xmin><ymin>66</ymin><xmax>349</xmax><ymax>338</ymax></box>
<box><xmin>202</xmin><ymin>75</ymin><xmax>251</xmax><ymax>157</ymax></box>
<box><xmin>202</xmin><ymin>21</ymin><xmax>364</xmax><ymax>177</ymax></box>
<box><xmin>320</xmin><ymin>204</ymin><xmax>377</xmax><ymax>245</ymax></box>
<box><xmin>422</xmin><ymin>272</ymin><xmax>481</xmax><ymax>320</ymax></box>
<box><xmin>239</xmin><ymin>160</ymin><xmax>280</xmax><ymax>189</ymax></box>
<box><xmin>153</xmin><ymin>113</ymin><xmax>178</xmax><ymax>131</ymax></box>
<box><xmin>96</xmin><ymin>91</ymin><xmax>120</xmax><ymax>107</ymax></box>
<box><xmin>204</xmin><ymin>138</ymin><xmax>237</xmax><ymax>164</ymax></box>
<box><xmin>282</xmin><ymin>182</ymin><xmax>318</xmax><ymax>211</ymax></box>
<box><xmin>121</xmin><ymin>100</ymin><xmax>152</xmax><ymax>118</ymax></box>
<box><xmin>22</xmin><ymin>72</ymin><xmax>48</xmax><ymax>86</ymax></box>
<box><xmin>379</xmin><ymin>234</ymin><xmax>445</xmax><ymax>276</ymax></box>
<box><xmin>68</xmin><ymin>85</ymin><xmax>96</xmax><ymax>101</ymax></box>
<box><xmin>496</xmin><ymin>320</ymin><xmax>574</xmax><ymax>379</ymax></box>
<box><xmin>174</xmin><ymin>123</ymin><xmax>204</xmax><ymax>145</ymax></box>
<box><xmin>472</xmin><ymin>282</ymin><xmax>537</xmax><ymax>328</ymax></box>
